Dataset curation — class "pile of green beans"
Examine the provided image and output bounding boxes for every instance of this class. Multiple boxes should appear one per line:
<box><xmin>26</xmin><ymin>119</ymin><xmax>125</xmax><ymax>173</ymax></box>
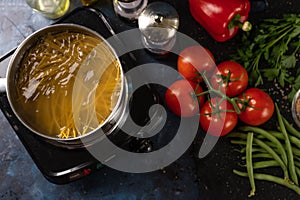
<box><xmin>228</xmin><ymin>103</ymin><xmax>300</xmax><ymax>197</ymax></box>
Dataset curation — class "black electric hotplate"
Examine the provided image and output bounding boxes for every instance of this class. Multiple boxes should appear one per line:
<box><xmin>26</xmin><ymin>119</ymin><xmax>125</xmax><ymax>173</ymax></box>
<box><xmin>0</xmin><ymin>7</ymin><xmax>161</xmax><ymax>184</ymax></box>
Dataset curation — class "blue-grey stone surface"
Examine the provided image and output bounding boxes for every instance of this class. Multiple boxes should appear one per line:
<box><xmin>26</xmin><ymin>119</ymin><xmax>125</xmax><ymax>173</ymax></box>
<box><xmin>0</xmin><ymin>1</ymin><xmax>199</xmax><ymax>199</ymax></box>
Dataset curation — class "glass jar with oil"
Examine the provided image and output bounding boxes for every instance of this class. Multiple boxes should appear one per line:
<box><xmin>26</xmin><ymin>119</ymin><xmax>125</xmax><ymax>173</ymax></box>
<box><xmin>25</xmin><ymin>0</ymin><xmax>70</xmax><ymax>19</ymax></box>
<box><xmin>80</xmin><ymin>0</ymin><xmax>99</xmax><ymax>6</ymax></box>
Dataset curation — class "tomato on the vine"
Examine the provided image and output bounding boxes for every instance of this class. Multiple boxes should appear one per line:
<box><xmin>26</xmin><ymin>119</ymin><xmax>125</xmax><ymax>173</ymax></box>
<box><xmin>165</xmin><ymin>80</ymin><xmax>205</xmax><ymax>117</ymax></box>
<box><xmin>238</xmin><ymin>88</ymin><xmax>274</xmax><ymax>126</ymax></box>
<box><xmin>200</xmin><ymin>98</ymin><xmax>238</xmax><ymax>136</ymax></box>
<box><xmin>210</xmin><ymin>60</ymin><xmax>248</xmax><ymax>97</ymax></box>
<box><xmin>178</xmin><ymin>46</ymin><xmax>216</xmax><ymax>83</ymax></box>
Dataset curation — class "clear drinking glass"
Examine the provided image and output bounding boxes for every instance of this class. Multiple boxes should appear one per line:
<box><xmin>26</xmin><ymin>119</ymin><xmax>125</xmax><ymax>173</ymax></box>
<box><xmin>25</xmin><ymin>0</ymin><xmax>70</xmax><ymax>19</ymax></box>
<box><xmin>113</xmin><ymin>0</ymin><xmax>148</xmax><ymax>20</ymax></box>
<box><xmin>138</xmin><ymin>2</ymin><xmax>179</xmax><ymax>55</ymax></box>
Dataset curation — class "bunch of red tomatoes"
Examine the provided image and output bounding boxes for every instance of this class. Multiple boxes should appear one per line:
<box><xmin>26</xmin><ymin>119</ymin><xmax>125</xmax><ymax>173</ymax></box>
<box><xmin>165</xmin><ymin>46</ymin><xmax>275</xmax><ymax>137</ymax></box>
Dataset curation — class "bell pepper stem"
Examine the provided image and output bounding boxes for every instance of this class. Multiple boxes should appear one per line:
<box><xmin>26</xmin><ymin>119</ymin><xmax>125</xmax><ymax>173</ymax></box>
<box><xmin>240</xmin><ymin>21</ymin><xmax>252</xmax><ymax>32</ymax></box>
<box><xmin>228</xmin><ymin>14</ymin><xmax>252</xmax><ymax>32</ymax></box>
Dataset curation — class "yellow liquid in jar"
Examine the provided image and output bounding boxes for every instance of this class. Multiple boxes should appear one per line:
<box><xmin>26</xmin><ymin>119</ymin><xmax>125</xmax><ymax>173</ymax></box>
<box><xmin>29</xmin><ymin>0</ymin><xmax>70</xmax><ymax>19</ymax></box>
<box><xmin>80</xmin><ymin>0</ymin><xmax>99</xmax><ymax>6</ymax></box>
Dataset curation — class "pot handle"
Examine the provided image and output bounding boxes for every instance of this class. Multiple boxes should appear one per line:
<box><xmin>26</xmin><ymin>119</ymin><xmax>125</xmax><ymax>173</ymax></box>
<box><xmin>0</xmin><ymin>78</ymin><xmax>6</xmax><ymax>93</ymax></box>
<box><xmin>0</xmin><ymin>48</ymin><xmax>16</xmax><ymax>93</ymax></box>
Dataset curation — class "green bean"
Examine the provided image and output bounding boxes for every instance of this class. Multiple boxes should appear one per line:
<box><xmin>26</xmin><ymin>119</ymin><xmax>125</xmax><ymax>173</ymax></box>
<box><xmin>294</xmin><ymin>156</ymin><xmax>300</xmax><ymax>164</ymax></box>
<box><xmin>230</xmin><ymin>140</ymin><xmax>247</xmax><ymax>145</ymax></box>
<box><xmin>268</xmin><ymin>130</ymin><xmax>283</xmax><ymax>138</ymax></box>
<box><xmin>240</xmin><ymin>146</ymin><xmax>267</xmax><ymax>154</ymax></box>
<box><xmin>239</xmin><ymin>147</ymin><xmax>246</xmax><ymax>153</ymax></box>
<box><xmin>239</xmin><ymin>126</ymin><xmax>288</xmax><ymax>166</ymax></box>
<box><xmin>265</xmin><ymin>142</ymin><xmax>300</xmax><ymax>159</ymax></box>
<box><xmin>258</xmin><ymin>142</ymin><xmax>300</xmax><ymax>166</ymax></box>
<box><xmin>227</xmin><ymin>132</ymin><xmax>248</xmax><ymax>139</ymax></box>
<box><xmin>242</xmin><ymin>153</ymin><xmax>273</xmax><ymax>160</ymax></box>
<box><xmin>268</xmin><ymin>130</ymin><xmax>300</xmax><ymax>148</ymax></box>
<box><xmin>283</xmin><ymin>116</ymin><xmax>300</xmax><ymax>139</ymax></box>
<box><xmin>239</xmin><ymin>160</ymin><xmax>278</xmax><ymax>168</ymax></box>
<box><xmin>231</xmin><ymin>139</ymin><xmax>265</xmax><ymax>149</ymax></box>
<box><xmin>232</xmin><ymin>128</ymin><xmax>300</xmax><ymax>163</ymax></box>
<box><xmin>253</xmin><ymin>137</ymin><xmax>289</xmax><ymax>180</ymax></box>
<box><xmin>233</xmin><ymin>170</ymin><xmax>300</xmax><ymax>196</ymax></box>
<box><xmin>246</xmin><ymin>132</ymin><xmax>255</xmax><ymax>197</ymax></box>
<box><xmin>295</xmin><ymin>161</ymin><xmax>300</xmax><ymax>168</ymax></box>
<box><xmin>252</xmin><ymin>160</ymin><xmax>280</xmax><ymax>169</ymax></box>
<box><xmin>296</xmin><ymin>167</ymin><xmax>300</xmax><ymax>178</ymax></box>
<box><xmin>276</xmin><ymin>103</ymin><xmax>298</xmax><ymax>185</ymax></box>
<box><xmin>262</xmin><ymin>139</ymin><xmax>300</xmax><ymax>159</ymax></box>
<box><xmin>292</xmin><ymin>147</ymin><xmax>300</xmax><ymax>157</ymax></box>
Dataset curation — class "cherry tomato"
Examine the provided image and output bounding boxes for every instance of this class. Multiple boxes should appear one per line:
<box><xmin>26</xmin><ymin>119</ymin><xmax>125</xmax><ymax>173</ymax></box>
<box><xmin>238</xmin><ymin>88</ymin><xmax>274</xmax><ymax>126</ymax></box>
<box><xmin>210</xmin><ymin>61</ymin><xmax>248</xmax><ymax>97</ymax></box>
<box><xmin>165</xmin><ymin>80</ymin><xmax>205</xmax><ymax>117</ymax></box>
<box><xmin>200</xmin><ymin>98</ymin><xmax>238</xmax><ymax>136</ymax></box>
<box><xmin>178</xmin><ymin>46</ymin><xmax>216</xmax><ymax>83</ymax></box>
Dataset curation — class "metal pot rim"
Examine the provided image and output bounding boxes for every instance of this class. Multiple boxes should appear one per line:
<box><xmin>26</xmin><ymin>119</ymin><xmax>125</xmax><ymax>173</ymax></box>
<box><xmin>6</xmin><ymin>23</ymin><xmax>126</xmax><ymax>143</ymax></box>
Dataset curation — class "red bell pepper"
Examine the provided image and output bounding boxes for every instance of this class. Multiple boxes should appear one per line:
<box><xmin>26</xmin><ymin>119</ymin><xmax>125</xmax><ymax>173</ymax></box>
<box><xmin>189</xmin><ymin>0</ymin><xmax>251</xmax><ymax>42</ymax></box>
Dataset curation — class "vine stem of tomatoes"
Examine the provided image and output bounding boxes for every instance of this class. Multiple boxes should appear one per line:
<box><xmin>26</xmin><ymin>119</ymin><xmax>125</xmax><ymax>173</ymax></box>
<box><xmin>196</xmin><ymin>71</ymin><xmax>242</xmax><ymax>114</ymax></box>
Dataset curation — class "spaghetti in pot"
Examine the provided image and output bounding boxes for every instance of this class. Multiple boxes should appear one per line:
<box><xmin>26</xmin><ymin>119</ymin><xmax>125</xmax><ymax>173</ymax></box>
<box><xmin>14</xmin><ymin>30</ymin><xmax>122</xmax><ymax>139</ymax></box>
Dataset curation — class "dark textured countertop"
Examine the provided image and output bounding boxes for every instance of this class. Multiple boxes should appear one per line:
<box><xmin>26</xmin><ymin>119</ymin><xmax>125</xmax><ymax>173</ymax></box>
<box><xmin>1</xmin><ymin>0</ymin><xmax>300</xmax><ymax>199</ymax></box>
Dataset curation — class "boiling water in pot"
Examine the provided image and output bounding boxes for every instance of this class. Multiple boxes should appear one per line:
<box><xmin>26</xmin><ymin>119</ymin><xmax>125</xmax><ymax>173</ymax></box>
<box><xmin>14</xmin><ymin>31</ymin><xmax>122</xmax><ymax>139</ymax></box>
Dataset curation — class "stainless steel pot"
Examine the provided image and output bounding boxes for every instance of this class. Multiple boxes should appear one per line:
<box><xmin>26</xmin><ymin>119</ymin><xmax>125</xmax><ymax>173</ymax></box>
<box><xmin>0</xmin><ymin>23</ymin><xmax>129</xmax><ymax>149</ymax></box>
